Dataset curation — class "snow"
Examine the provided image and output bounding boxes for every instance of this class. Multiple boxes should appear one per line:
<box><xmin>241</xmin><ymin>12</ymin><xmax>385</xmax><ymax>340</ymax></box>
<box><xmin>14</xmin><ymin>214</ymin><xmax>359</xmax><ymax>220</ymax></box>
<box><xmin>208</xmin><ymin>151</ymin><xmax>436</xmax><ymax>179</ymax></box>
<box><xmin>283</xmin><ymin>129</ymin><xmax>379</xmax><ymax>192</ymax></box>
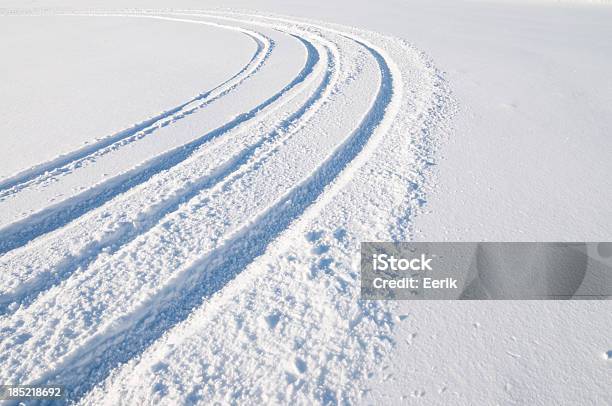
<box><xmin>0</xmin><ymin>1</ymin><xmax>610</xmax><ymax>405</ymax></box>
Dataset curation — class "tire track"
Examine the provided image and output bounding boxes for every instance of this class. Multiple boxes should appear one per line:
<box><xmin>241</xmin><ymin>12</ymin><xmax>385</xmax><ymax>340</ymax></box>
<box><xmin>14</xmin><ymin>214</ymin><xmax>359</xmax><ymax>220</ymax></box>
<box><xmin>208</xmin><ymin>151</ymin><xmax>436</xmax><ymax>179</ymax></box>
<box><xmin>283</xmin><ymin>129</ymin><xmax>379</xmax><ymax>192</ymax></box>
<box><xmin>81</xmin><ymin>15</ymin><xmax>452</xmax><ymax>406</ymax></box>
<box><xmin>0</xmin><ymin>14</ymin><xmax>391</xmax><ymax>402</ymax></box>
<box><xmin>0</xmin><ymin>20</ymin><xmax>312</xmax><ymax>256</ymax></box>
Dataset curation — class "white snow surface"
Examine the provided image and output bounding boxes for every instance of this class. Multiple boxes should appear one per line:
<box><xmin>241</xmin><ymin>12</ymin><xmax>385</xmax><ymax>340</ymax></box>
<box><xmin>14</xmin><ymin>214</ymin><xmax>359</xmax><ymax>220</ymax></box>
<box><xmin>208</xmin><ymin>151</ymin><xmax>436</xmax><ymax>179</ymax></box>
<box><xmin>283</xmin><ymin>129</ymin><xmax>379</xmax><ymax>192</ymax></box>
<box><xmin>0</xmin><ymin>1</ymin><xmax>610</xmax><ymax>405</ymax></box>
<box><xmin>0</xmin><ymin>15</ymin><xmax>255</xmax><ymax>178</ymax></box>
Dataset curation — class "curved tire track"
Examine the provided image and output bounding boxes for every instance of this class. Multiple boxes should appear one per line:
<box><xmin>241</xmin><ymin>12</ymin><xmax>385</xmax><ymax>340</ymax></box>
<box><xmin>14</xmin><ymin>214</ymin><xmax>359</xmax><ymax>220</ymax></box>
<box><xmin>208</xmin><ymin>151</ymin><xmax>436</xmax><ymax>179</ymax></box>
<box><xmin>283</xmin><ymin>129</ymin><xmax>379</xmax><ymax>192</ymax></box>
<box><xmin>82</xmin><ymin>14</ymin><xmax>451</xmax><ymax>406</ymax></box>
<box><xmin>0</xmin><ymin>11</ymin><xmax>388</xmax><ymax>398</ymax></box>
<box><xmin>0</xmin><ymin>8</ymin><xmax>453</xmax><ymax>406</ymax></box>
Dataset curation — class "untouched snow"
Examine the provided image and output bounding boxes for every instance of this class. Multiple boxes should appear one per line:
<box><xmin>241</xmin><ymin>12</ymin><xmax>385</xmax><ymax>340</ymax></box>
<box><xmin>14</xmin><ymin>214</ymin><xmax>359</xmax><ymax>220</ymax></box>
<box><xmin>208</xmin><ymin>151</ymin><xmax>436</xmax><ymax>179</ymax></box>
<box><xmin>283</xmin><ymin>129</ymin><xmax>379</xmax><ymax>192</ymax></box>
<box><xmin>0</xmin><ymin>1</ymin><xmax>610</xmax><ymax>405</ymax></box>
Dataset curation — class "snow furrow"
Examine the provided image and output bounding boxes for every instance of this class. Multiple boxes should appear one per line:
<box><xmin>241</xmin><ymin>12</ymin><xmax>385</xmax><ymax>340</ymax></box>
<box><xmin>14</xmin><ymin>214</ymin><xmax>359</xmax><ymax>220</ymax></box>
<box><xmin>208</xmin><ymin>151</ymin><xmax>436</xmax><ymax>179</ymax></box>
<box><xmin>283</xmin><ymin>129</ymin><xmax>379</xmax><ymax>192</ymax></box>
<box><xmin>0</xmin><ymin>20</ymin><xmax>388</xmax><ymax>402</ymax></box>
